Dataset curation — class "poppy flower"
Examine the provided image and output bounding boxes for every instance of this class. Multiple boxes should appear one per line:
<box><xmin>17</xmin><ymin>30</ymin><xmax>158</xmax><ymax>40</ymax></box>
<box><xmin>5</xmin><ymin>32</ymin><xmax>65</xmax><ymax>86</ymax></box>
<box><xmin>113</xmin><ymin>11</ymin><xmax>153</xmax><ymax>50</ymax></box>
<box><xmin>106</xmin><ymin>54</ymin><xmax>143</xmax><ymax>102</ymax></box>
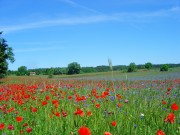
<box><xmin>111</xmin><ymin>121</ymin><xmax>117</xmax><ymax>126</ymax></box>
<box><xmin>104</xmin><ymin>132</ymin><xmax>112</xmax><ymax>135</ymax></box>
<box><xmin>156</xmin><ymin>130</ymin><xmax>165</xmax><ymax>135</ymax></box>
<box><xmin>55</xmin><ymin>112</ymin><xmax>61</xmax><ymax>117</ymax></box>
<box><xmin>26</xmin><ymin>127</ymin><xmax>32</xmax><ymax>133</ymax></box>
<box><xmin>78</xmin><ymin>126</ymin><xmax>91</xmax><ymax>135</ymax></box>
<box><xmin>86</xmin><ymin>111</ymin><xmax>92</xmax><ymax>116</ymax></box>
<box><xmin>45</xmin><ymin>95</ymin><xmax>50</xmax><ymax>100</ymax></box>
<box><xmin>8</xmin><ymin>124</ymin><xmax>14</xmax><ymax>130</ymax></box>
<box><xmin>42</xmin><ymin>101</ymin><xmax>48</xmax><ymax>106</ymax></box>
<box><xmin>167</xmin><ymin>87</ymin><xmax>171</xmax><ymax>91</ymax></box>
<box><xmin>31</xmin><ymin>107</ymin><xmax>38</xmax><ymax>113</ymax></box>
<box><xmin>164</xmin><ymin>113</ymin><xmax>175</xmax><ymax>123</ymax></box>
<box><xmin>171</xmin><ymin>103</ymin><xmax>178</xmax><ymax>111</ymax></box>
<box><xmin>75</xmin><ymin>108</ymin><xmax>84</xmax><ymax>117</ymax></box>
<box><xmin>95</xmin><ymin>104</ymin><xmax>100</xmax><ymax>108</ymax></box>
<box><xmin>16</xmin><ymin>116</ymin><xmax>23</xmax><ymax>122</ymax></box>
<box><xmin>23</xmin><ymin>123</ymin><xmax>28</xmax><ymax>127</ymax></box>
<box><xmin>162</xmin><ymin>101</ymin><xmax>166</xmax><ymax>105</ymax></box>
<box><xmin>0</xmin><ymin>123</ymin><xmax>5</xmax><ymax>130</ymax></box>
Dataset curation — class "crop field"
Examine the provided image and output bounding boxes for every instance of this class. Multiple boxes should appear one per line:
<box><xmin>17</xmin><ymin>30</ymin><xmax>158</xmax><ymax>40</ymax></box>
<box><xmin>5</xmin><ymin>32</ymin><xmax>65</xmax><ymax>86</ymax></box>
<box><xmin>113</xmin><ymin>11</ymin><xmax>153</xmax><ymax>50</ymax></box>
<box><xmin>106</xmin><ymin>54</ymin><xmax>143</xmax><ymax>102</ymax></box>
<box><xmin>0</xmin><ymin>73</ymin><xmax>179</xmax><ymax>135</ymax></box>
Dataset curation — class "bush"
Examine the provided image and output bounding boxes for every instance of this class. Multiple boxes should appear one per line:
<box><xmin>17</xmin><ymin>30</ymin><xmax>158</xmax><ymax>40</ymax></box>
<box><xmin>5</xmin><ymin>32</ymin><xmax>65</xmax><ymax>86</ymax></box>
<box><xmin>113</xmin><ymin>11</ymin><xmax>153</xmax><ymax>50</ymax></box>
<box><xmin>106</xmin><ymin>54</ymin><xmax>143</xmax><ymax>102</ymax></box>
<box><xmin>160</xmin><ymin>64</ymin><xmax>168</xmax><ymax>71</ymax></box>
<box><xmin>127</xmin><ymin>62</ymin><xmax>137</xmax><ymax>72</ymax></box>
<box><xmin>67</xmin><ymin>62</ymin><xmax>81</xmax><ymax>75</ymax></box>
<box><xmin>145</xmin><ymin>62</ymin><xmax>153</xmax><ymax>70</ymax></box>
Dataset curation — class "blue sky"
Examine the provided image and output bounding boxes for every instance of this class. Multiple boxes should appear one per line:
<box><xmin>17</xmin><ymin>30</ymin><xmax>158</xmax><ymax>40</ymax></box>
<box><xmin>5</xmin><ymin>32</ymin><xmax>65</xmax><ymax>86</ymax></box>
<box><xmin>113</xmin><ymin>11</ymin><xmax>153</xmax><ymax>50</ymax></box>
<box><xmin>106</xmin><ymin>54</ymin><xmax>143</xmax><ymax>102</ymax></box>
<box><xmin>0</xmin><ymin>0</ymin><xmax>180</xmax><ymax>70</ymax></box>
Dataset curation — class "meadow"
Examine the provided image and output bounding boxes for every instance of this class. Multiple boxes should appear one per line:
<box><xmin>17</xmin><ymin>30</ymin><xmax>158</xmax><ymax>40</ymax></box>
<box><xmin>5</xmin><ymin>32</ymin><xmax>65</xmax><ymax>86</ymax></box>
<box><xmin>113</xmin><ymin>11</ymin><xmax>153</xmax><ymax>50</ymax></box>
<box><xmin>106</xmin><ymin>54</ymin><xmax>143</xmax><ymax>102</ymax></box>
<box><xmin>0</xmin><ymin>70</ymin><xmax>179</xmax><ymax>135</ymax></box>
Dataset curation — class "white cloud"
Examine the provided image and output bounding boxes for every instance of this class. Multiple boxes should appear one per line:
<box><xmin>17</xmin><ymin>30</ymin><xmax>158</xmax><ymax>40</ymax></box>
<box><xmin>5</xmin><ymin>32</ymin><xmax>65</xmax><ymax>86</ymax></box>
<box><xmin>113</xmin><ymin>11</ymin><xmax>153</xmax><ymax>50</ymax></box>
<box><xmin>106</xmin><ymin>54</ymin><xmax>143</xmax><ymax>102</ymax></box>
<box><xmin>1</xmin><ymin>6</ymin><xmax>179</xmax><ymax>34</ymax></box>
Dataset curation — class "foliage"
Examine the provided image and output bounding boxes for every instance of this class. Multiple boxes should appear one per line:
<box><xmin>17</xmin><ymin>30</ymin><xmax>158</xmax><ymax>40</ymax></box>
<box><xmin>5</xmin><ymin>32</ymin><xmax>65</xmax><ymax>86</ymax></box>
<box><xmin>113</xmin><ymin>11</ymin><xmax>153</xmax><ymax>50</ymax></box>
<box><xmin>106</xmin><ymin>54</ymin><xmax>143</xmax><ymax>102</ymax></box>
<box><xmin>47</xmin><ymin>68</ymin><xmax>54</xmax><ymax>78</ymax></box>
<box><xmin>67</xmin><ymin>62</ymin><xmax>81</xmax><ymax>75</ymax></box>
<box><xmin>145</xmin><ymin>62</ymin><xmax>153</xmax><ymax>70</ymax></box>
<box><xmin>127</xmin><ymin>62</ymin><xmax>137</xmax><ymax>72</ymax></box>
<box><xmin>0</xmin><ymin>32</ymin><xmax>15</xmax><ymax>78</ymax></box>
<box><xmin>17</xmin><ymin>66</ymin><xmax>28</xmax><ymax>76</ymax></box>
<box><xmin>160</xmin><ymin>64</ymin><xmax>169</xmax><ymax>71</ymax></box>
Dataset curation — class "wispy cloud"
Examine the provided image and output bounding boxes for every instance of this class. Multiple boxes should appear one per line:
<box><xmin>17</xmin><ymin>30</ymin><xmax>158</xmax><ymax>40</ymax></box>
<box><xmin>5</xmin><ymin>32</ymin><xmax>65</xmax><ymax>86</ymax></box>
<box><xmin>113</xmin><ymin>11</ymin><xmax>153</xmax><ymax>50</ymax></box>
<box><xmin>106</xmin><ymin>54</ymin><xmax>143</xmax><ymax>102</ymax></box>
<box><xmin>1</xmin><ymin>6</ymin><xmax>179</xmax><ymax>34</ymax></box>
<box><xmin>59</xmin><ymin>0</ymin><xmax>101</xmax><ymax>14</ymax></box>
<box><xmin>14</xmin><ymin>46</ymin><xmax>70</xmax><ymax>53</ymax></box>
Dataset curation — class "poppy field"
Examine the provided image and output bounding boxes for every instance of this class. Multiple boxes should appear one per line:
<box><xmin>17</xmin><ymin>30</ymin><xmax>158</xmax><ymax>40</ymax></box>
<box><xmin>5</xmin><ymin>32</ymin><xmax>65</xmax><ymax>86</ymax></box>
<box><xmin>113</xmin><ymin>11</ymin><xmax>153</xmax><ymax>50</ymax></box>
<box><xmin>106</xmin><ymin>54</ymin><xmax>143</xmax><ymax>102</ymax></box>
<box><xmin>0</xmin><ymin>77</ymin><xmax>179</xmax><ymax>135</ymax></box>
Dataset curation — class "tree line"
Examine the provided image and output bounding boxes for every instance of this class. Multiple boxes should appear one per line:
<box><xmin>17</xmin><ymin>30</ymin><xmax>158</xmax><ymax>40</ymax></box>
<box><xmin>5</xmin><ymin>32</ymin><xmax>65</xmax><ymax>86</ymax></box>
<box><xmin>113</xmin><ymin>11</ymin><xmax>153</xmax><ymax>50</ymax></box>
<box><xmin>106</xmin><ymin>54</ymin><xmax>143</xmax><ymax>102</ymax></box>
<box><xmin>7</xmin><ymin>62</ymin><xmax>180</xmax><ymax>76</ymax></box>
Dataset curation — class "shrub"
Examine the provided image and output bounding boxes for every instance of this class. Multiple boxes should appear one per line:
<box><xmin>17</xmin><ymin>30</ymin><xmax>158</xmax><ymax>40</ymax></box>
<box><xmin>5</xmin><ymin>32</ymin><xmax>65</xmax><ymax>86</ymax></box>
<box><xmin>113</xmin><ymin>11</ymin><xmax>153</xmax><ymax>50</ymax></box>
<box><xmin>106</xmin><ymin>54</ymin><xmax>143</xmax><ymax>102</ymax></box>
<box><xmin>127</xmin><ymin>62</ymin><xmax>137</xmax><ymax>72</ymax></box>
<box><xmin>160</xmin><ymin>64</ymin><xmax>168</xmax><ymax>71</ymax></box>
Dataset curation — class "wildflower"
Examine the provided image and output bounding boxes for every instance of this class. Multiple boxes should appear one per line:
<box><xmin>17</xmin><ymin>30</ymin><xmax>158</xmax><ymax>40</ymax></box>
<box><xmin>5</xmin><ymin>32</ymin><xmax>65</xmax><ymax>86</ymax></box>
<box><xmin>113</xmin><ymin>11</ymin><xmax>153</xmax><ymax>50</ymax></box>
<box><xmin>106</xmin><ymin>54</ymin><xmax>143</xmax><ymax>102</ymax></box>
<box><xmin>45</xmin><ymin>95</ymin><xmax>50</xmax><ymax>100</ymax></box>
<box><xmin>78</xmin><ymin>126</ymin><xmax>91</xmax><ymax>135</ymax></box>
<box><xmin>117</xmin><ymin>103</ymin><xmax>122</xmax><ymax>107</ymax></box>
<box><xmin>104</xmin><ymin>131</ymin><xmax>112</xmax><ymax>135</ymax></box>
<box><xmin>8</xmin><ymin>124</ymin><xmax>14</xmax><ymax>130</ymax></box>
<box><xmin>75</xmin><ymin>108</ymin><xmax>84</xmax><ymax>117</ymax></box>
<box><xmin>42</xmin><ymin>101</ymin><xmax>48</xmax><ymax>106</ymax></box>
<box><xmin>110</xmin><ymin>96</ymin><xmax>115</xmax><ymax>101</ymax></box>
<box><xmin>23</xmin><ymin>123</ymin><xmax>28</xmax><ymax>127</ymax></box>
<box><xmin>95</xmin><ymin>104</ymin><xmax>100</xmax><ymax>108</ymax></box>
<box><xmin>162</xmin><ymin>101</ymin><xmax>167</xmax><ymax>105</ymax></box>
<box><xmin>55</xmin><ymin>112</ymin><xmax>61</xmax><ymax>117</ymax></box>
<box><xmin>111</xmin><ymin>121</ymin><xmax>117</xmax><ymax>126</ymax></box>
<box><xmin>167</xmin><ymin>87</ymin><xmax>171</xmax><ymax>91</ymax></box>
<box><xmin>86</xmin><ymin>111</ymin><xmax>92</xmax><ymax>116</ymax></box>
<box><xmin>0</xmin><ymin>123</ymin><xmax>5</xmax><ymax>130</ymax></box>
<box><xmin>16</xmin><ymin>116</ymin><xmax>23</xmax><ymax>122</ymax></box>
<box><xmin>156</xmin><ymin>130</ymin><xmax>165</xmax><ymax>135</ymax></box>
<box><xmin>171</xmin><ymin>103</ymin><xmax>179</xmax><ymax>111</ymax></box>
<box><xmin>124</xmin><ymin>99</ymin><xmax>129</xmax><ymax>103</ymax></box>
<box><xmin>26</xmin><ymin>127</ymin><xmax>32</xmax><ymax>133</ymax></box>
<box><xmin>164</xmin><ymin>113</ymin><xmax>175</xmax><ymax>123</ymax></box>
<box><xmin>31</xmin><ymin>107</ymin><xmax>37</xmax><ymax>113</ymax></box>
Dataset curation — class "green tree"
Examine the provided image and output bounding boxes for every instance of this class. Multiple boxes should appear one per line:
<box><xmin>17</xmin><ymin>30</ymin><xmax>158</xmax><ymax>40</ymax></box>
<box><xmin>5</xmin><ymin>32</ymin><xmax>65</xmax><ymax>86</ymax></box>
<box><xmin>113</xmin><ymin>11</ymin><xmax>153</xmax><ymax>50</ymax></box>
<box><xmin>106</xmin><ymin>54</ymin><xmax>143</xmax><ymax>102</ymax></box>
<box><xmin>145</xmin><ymin>62</ymin><xmax>153</xmax><ymax>70</ymax></box>
<box><xmin>160</xmin><ymin>64</ymin><xmax>168</xmax><ymax>71</ymax></box>
<box><xmin>67</xmin><ymin>62</ymin><xmax>81</xmax><ymax>75</ymax></box>
<box><xmin>127</xmin><ymin>62</ymin><xmax>137</xmax><ymax>72</ymax></box>
<box><xmin>17</xmin><ymin>66</ymin><xmax>27</xmax><ymax>76</ymax></box>
<box><xmin>0</xmin><ymin>32</ymin><xmax>15</xmax><ymax>78</ymax></box>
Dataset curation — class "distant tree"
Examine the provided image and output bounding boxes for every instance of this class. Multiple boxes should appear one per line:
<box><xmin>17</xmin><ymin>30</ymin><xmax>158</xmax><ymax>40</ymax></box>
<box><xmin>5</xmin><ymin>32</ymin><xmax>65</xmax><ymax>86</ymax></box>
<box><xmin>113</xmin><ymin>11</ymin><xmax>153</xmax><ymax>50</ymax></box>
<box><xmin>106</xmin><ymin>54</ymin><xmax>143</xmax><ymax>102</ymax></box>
<box><xmin>17</xmin><ymin>66</ymin><xmax>27</xmax><ymax>76</ymax></box>
<box><xmin>0</xmin><ymin>32</ymin><xmax>15</xmax><ymax>78</ymax></box>
<box><xmin>127</xmin><ymin>62</ymin><xmax>137</xmax><ymax>72</ymax></box>
<box><xmin>160</xmin><ymin>64</ymin><xmax>169</xmax><ymax>71</ymax></box>
<box><xmin>145</xmin><ymin>62</ymin><xmax>153</xmax><ymax>70</ymax></box>
<box><xmin>67</xmin><ymin>62</ymin><xmax>81</xmax><ymax>75</ymax></box>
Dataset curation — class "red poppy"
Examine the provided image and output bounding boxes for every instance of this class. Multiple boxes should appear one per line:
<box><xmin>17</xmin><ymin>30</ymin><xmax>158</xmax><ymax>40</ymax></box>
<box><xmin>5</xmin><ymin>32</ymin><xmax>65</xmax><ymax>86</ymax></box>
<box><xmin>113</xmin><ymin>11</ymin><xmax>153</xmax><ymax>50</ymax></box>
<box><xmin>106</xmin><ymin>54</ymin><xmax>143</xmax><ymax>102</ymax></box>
<box><xmin>95</xmin><ymin>104</ymin><xmax>100</xmax><ymax>108</ymax></box>
<box><xmin>0</xmin><ymin>123</ymin><xmax>5</xmax><ymax>130</ymax></box>
<box><xmin>111</xmin><ymin>121</ymin><xmax>117</xmax><ymax>126</ymax></box>
<box><xmin>26</xmin><ymin>127</ymin><xmax>32</xmax><ymax>133</ymax></box>
<box><xmin>171</xmin><ymin>103</ymin><xmax>178</xmax><ymax>111</ymax></box>
<box><xmin>156</xmin><ymin>130</ymin><xmax>165</xmax><ymax>135</ymax></box>
<box><xmin>78</xmin><ymin>126</ymin><xmax>91</xmax><ymax>135</ymax></box>
<box><xmin>55</xmin><ymin>112</ymin><xmax>61</xmax><ymax>117</ymax></box>
<box><xmin>8</xmin><ymin>124</ymin><xmax>14</xmax><ymax>130</ymax></box>
<box><xmin>75</xmin><ymin>108</ymin><xmax>84</xmax><ymax>117</ymax></box>
<box><xmin>117</xmin><ymin>103</ymin><xmax>122</xmax><ymax>107</ymax></box>
<box><xmin>23</xmin><ymin>123</ymin><xmax>28</xmax><ymax>127</ymax></box>
<box><xmin>16</xmin><ymin>116</ymin><xmax>23</xmax><ymax>122</ymax></box>
<box><xmin>104</xmin><ymin>132</ymin><xmax>112</xmax><ymax>135</ymax></box>
<box><xmin>31</xmin><ymin>107</ymin><xmax>38</xmax><ymax>113</ymax></box>
<box><xmin>167</xmin><ymin>87</ymin><xmax>171</xmax><ymax>91</ymax></box>
<box><xmin>45</xmin><ymin>95</ymin><xmax>50</xmax><ymax>100</ymax></box>
<box><xmin>42</xmin><ymin>101</ymin><xmax>48</xmax><ymax>106</ymax></box>
<box><xmin>164</xmin><ymin>113</ymin><xmax>175</xmax><ymax>123</ymax></box>
<box><xmin>86</xmin><ymin>111</ymin><xmax>92</xmax><ymax>116</ymax></box>
<box><xmin>162</xmin><ymin>101</ymin><xmax>166</xmax><ymax>105</ymax></box>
